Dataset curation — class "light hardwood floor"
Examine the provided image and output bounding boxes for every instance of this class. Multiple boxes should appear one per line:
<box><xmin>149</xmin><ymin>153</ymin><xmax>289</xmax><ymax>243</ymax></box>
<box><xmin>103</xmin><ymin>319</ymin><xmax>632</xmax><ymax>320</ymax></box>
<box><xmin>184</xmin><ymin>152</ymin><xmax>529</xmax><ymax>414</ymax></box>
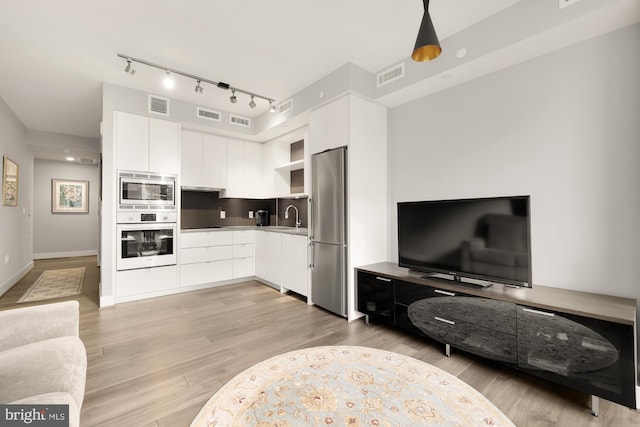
<box><xmin>2</xmin><ymin>257</ymin><xmax>639</xmax><ymax>426</ymax></box>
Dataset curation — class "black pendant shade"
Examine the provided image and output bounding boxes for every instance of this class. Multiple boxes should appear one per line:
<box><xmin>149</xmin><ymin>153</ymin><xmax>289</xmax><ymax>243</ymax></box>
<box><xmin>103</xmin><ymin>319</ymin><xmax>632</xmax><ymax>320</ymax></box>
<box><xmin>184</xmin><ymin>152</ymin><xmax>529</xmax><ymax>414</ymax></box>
<box><xmin>412</xmin><ymin>0</ymin><xmax>442</xmax><ymax>62</ymax></box>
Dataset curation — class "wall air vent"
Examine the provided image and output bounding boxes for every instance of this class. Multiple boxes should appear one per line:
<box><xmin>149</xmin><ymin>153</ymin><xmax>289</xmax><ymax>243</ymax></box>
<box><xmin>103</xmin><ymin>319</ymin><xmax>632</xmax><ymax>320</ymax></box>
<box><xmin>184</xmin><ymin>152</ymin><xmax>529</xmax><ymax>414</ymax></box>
<box><xmin>79</xmin><ymin>158</ymin><xmax>95</xmax><ymax>164</ymax></box>
<box><xmin>377</xmin><ymin>63</ymin><xmax>405</xmax><ymax>88</ymax></box>
<box><xmin>148</xmin><ymin>95</ymin><xmax>170</xmax><ymax>116</ymax></box>
<box><xmin>230</xmin><ymin>114</ymin><xmax>251</xmax><ymax>128</ymax></box>
<box><xmin>197</xmin><ymin>107</ymin><xmax>221</xmax><ymax>122</ymax></box>
<box><xmin>559</xmin><ymin>0</ymin><xmax>583</xmax><ymax>8</ymax></box>
<box><xmin>278</xmin><ymin>99</ymin><xmax>293</xmax><ymax>114</ymax></box>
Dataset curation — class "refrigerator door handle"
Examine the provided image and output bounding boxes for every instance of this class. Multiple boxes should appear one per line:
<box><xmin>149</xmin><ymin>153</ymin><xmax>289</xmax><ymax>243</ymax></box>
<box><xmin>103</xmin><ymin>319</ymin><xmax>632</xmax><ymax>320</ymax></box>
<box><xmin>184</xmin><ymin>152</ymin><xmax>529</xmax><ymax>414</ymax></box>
<box><xmin>309</xmin><ymin>241</ymin><xmax>315</xmax><ymax>269</ymax></box>
<box><xmin>308</xmin><ymin>198</ymin><xmax>313</xmax><ymax>241</ymax></box>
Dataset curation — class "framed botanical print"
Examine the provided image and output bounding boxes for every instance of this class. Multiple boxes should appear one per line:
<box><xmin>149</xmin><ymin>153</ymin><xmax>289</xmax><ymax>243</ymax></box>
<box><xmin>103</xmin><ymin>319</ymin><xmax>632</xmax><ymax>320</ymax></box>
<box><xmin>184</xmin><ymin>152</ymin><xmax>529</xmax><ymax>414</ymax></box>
<box><xmin>52</xmin><ymin>179</ymin><xmax>89</xmax><ymax>213</ymax></box>
<box><xmin>2</xmin><ymin>156</ymin><xmax>18</xmax><ymax>207</ymax></box>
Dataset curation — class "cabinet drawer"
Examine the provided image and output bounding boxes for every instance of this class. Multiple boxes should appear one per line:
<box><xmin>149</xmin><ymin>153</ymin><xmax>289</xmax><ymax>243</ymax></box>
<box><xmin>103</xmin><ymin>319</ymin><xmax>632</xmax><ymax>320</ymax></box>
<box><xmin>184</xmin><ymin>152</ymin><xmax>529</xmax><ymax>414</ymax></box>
<box><xmin>181</xmin><ymin>231</ymin><xmax>233</xmax><ymax>248</ymax></box>
<box><xmin>232</xmin><ymin>230</ymin><xmax>254</xmax><ymax>244</ymax></box>
<box><xmin>233</xmin><ymin>243</ymin><xmax>254</xmax><ymax>259</ymax></box>
<box><xmin>396</xmin><ymin>304</ymin><xmax>517</xmax><ymax>364</ymax></box>
<box><xmin>180</xmin><ymin>246</ymin><xmax>232</xmax><ymax>264</ymax></box>
<box><xmin>116</xmin><ymin>266</ymin><xmax>177</xmax><ymax>297</ymax></box>
<box><xmin>395</xmin><ymin>280</ymin><xmax>464</xmax><ymax>305</ymax></box>
<box><xmin>180</xmin><ymin>260</ymin><xmax>233</xmax><ymax>287</ymax></box>
<box><xmin>233</xmin><ymin>257</ymin><xmax>254</xmax><ymax>278</ymax></box>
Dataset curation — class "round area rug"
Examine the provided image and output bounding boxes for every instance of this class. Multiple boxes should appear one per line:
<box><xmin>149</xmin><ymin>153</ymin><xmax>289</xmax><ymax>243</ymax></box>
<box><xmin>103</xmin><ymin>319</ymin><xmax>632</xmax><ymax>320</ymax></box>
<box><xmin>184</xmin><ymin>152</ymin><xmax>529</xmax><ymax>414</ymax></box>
<box><xmin>191</xmin><ymin>346</ymin><xmax>514</xmax><ymax>426</ymax></box>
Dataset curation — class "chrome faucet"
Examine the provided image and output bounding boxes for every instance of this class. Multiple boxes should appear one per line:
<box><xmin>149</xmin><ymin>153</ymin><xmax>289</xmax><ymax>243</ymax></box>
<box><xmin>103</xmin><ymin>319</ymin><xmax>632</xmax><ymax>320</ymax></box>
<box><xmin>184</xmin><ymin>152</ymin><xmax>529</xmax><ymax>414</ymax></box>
<box><xmin>284</xmin><ymin>204</ymin><xmax>301</xmax><ymax>228</ymax></box>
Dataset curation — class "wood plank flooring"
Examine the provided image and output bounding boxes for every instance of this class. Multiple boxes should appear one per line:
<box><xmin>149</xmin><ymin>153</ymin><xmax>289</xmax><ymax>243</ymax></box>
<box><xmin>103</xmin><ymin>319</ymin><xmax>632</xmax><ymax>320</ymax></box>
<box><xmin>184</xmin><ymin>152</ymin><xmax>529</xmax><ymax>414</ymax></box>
<box><xmin>2</xmin><ymin>257</ymin><xmax>639</xmax><ymax>426</ymax></box>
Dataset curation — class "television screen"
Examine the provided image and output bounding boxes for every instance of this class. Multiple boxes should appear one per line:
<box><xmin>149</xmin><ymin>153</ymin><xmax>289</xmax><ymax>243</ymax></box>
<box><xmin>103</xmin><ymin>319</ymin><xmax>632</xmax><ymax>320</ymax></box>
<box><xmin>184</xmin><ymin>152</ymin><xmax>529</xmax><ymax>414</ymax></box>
<box><xmin>398</xmin><ymin>196</ymin><xmax>532</xmax><ymax>287</ymax></box>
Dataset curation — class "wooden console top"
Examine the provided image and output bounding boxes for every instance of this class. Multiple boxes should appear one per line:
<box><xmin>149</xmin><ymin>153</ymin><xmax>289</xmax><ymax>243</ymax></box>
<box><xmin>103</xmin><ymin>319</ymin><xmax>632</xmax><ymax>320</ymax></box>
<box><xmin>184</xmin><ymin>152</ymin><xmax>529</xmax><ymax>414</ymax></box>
<box><xmin>356</xmin><ymin>262</ymin><xmax>637</xmax><ymax>325</ymax></box>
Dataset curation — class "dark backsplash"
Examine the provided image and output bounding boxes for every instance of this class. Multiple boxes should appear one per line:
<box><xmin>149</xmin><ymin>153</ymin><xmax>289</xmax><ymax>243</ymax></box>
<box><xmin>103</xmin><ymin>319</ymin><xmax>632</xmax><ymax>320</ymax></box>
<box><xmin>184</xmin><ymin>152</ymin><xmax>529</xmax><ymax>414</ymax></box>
<box><xmin>181</xmin><ymin>190</ymin><xmax>308</xmax><ymax>229</ymax></box>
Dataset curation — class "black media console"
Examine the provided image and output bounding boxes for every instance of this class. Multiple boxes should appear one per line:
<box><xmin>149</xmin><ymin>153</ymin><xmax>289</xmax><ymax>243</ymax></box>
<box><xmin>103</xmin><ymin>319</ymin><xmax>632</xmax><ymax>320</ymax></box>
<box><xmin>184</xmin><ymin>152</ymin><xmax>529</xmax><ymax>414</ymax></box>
<box><xmin>356</xmin><ymin>263</ymin><xmax>638</xmax><ymax>415</ymax></box>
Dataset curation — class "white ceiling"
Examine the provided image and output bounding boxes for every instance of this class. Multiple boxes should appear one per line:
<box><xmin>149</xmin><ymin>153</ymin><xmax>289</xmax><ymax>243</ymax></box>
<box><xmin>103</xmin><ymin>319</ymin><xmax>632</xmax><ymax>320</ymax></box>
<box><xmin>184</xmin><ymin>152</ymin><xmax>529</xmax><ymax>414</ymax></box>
<box><xmin>0</xmin><ymin>0</ymin><xmax>638</xmax><ymax>159</ymax></box>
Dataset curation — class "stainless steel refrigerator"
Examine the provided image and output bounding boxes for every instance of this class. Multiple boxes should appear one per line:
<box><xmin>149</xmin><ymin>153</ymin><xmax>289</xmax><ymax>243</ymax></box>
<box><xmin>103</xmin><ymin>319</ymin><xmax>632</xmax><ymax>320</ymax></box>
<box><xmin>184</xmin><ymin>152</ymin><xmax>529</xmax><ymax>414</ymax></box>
<box><xmin>310</xmin><ymin>146</ymin><xmax>347</xmax><ymax>317</ymax></box>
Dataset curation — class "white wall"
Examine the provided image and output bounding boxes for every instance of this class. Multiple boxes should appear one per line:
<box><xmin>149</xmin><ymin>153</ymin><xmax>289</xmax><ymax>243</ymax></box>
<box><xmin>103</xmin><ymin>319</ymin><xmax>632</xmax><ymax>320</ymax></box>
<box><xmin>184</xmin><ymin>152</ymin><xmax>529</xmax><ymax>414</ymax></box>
<box><xmin>0</xmin><ymin>96</ymin><xmax>33</xmax><ymax>296</ymax></box>
<box><xmin>33</xmin><ymin>158</ymin><xmax>98</xmax><ymax>259</ymax></box>
<box><xmin>388</xmin><ymin>25</ymin><xmax>640</xmax><ymax>300</ymax></box>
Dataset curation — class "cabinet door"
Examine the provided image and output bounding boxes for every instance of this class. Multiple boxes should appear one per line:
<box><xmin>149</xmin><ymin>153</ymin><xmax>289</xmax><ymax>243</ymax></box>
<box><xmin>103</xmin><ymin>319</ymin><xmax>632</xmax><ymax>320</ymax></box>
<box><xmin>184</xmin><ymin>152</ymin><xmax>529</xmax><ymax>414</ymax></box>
<box><xmin>244</xmin><ymin>141</ymin><xmax>264</xmax><ymax>198</ymax></box>
<box><xmin>308</xmin><ymin>96</ymin><xmax>349</xmax><ymax>155</ymax></box>
<box><xmin>357</xmin><ymin>271</ymin><xmax>394</xmax><ymax>324</ymax></box>
<box><xmin>255</xmin><ymin>231</ymin><xmax>282</xmax><ymax>286</ymax></box>
<box><xmin>202</xmin><ymin>133</ymin><xmax>227</xmax><ymax>188</ymax></box>
<box><xmin>180</xmin><ymin>130</ymin><xmax>203</xmax><ymax>187</ymax></box>
<box><xmin>281</xmin><ymin>234</ymin><xmax>308</xmax><ymax>296</ymax></box>
<box><xmin>115</xmin><ymin>111</ymin><xmax>149</xmax><ymax>171</ymax></box>
<box><xmin>149</xmin><ymin>117</ymin><xmax>179</xmax><ymax>174</ymax></box>
<box><xmin>224</xmin><ymin>139</ymin><xmax>244</xmax><ymax>197</ymax></box>
<box><xmin>516</xmin><ymin>305</ymin><xmax>636</xmax><ymax>408</ymax></box>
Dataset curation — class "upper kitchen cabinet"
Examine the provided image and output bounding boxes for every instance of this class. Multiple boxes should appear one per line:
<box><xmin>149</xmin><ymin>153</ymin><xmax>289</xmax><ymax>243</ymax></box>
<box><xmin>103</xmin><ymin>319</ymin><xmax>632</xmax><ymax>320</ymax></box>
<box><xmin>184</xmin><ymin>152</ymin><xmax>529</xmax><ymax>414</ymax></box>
<box><xmin>115</xmin><ymin>111</ymin><xmax>179</xmax><ymax>174</ymax></box>
<box><xmin>221</xmin><ymin>139</ymin><xmax>264</xmax><ymax>199</ymax></box>
<box><xmin>181</xmin><ymin>130</ymin><xmax>227</xmax><ymax>189</ymax></box>
<box><xmin>308</xmin><ymin>96</ymin><xmax>349</xmax><ymax>155</ymax></box>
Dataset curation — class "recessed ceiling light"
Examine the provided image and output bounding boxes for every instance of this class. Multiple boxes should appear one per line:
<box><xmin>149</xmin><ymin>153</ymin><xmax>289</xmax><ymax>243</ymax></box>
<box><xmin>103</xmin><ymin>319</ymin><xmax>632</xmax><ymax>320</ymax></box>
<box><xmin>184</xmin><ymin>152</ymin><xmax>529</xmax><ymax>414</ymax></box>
<box><xmin>66</xmin><ymin>157</ymin><xmax>75</xmax><ymax>161</ymax></box>
<box><xmin>456</xmin><ymin>48</ymin><xmax>468</xmax><ymax>59</ymax></box>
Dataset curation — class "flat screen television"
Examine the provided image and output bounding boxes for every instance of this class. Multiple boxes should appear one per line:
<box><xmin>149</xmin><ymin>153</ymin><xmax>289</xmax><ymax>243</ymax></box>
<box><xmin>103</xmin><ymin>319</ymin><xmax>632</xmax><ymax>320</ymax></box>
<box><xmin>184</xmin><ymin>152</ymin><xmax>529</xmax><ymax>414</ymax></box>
<box><xmin>397</xmin><ymin>195</ymin><xmax>532</xmax><ymax>287</ymax></box>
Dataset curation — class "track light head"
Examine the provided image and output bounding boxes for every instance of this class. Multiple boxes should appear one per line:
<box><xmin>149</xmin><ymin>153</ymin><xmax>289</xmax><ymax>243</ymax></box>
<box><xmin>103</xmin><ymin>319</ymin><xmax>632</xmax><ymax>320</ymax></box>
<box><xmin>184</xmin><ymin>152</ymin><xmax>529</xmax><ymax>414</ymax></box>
<box><xmin>124</xmin><ymin>59</ymin><xmax>135</xmax><ymax>75</ymax></box>
<box><xmin>195</xmin><ymin>79</ymin><xmax>203</xmax><ymax>93</ymax></box>
<box><xmin>269</xmin><ymin>100</ymin><xmax>276</xmax><ymax>113</ymax></box>
<box><xmin>163</xmin><ymin>70</ymin><xmax>175</xmax><ymax>89</ymax></box>
<box><xmin>249</xmin><ymin>95</ymin><xmax>256</xmax><ymax>109</ymax></box>
<box><xmin>230</xmin><ymin>89</ymin><xmax>237</xmax><ymax>104</ymax></box>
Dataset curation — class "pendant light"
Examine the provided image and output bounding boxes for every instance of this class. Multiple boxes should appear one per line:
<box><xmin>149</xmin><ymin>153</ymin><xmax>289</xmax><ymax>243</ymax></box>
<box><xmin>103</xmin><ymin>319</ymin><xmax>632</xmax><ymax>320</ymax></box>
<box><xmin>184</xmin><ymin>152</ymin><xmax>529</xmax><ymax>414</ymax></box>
<box><xmin>412</xmin><ymin>0</ymin><xmax>442</xmax><ymax>62</ymax></box>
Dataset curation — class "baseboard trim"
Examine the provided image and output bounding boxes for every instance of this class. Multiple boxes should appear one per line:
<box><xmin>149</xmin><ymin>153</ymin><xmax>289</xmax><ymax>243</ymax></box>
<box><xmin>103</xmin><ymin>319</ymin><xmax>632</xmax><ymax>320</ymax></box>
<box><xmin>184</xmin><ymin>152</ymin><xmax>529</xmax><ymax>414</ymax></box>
<box><xmin>33</xmin><ymin>250</ymin><xmax>98</xmax><ymax>260</ymax></box>
<box><xmin>0</xmin><ymin>261</ymin><xmax>34</xmax><ymax>297</ymax></box>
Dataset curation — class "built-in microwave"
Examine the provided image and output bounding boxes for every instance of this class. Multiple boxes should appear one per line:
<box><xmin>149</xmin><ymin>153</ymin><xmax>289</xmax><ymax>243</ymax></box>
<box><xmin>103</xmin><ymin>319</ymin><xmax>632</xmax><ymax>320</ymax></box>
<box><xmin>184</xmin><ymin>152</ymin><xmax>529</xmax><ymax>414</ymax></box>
<box><xmin>118</xmin><ymin>171</ymin><xmax>176</xmax><ymax>210</ymax></box>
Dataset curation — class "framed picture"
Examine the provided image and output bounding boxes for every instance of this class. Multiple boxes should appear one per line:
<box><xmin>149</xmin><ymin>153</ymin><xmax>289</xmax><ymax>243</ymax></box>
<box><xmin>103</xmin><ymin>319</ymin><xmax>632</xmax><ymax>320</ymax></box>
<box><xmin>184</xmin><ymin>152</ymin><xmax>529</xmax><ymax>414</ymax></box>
<box><xmin>2</xmin><ymin>156</ymin><xmax>18</xmax><ymax>207</ymax></box>
<box><xmin>52</xmin><ymin>179</ymin><xmax>89</xmax><ymax>213</ymax></box>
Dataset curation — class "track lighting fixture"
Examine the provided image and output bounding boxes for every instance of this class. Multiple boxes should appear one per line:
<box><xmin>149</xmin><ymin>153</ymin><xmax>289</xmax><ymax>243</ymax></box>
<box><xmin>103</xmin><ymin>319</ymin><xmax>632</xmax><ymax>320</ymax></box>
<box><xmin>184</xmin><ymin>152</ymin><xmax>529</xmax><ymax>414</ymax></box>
<box><xmin>412</xmin><ymin>0</ymin><xmax>442</xmax><ymax>62</ymax></box>
<box><xmin>124</xmin><ymin>59</ymin><xmax>135</xmax><ymax>75</ymax></box>
<box><xmin>117</xmin><ymin>54</ymin><xmax>276</xmax><ymax>110</ymax></box>
<box><xmin>163</xmin><ymin>70</ymin><xmax>175</xmax><ymax>89</ymax></box>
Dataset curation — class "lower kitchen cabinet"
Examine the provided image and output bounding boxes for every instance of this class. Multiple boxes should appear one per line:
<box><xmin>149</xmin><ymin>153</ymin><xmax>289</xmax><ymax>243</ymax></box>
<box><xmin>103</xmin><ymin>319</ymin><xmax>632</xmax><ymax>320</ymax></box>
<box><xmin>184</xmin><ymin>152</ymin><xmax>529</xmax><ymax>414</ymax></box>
<box><xmin>232</xmin><ymin>230</ymin><xmax>255</xmax><ymax>278</ymax></box>
<box><xmin>281</xmin><ymin>234</ymin><xmax>308</xmax><ymax>296</ymax></box>
<box><xmin>255</xmin><ymin>230</ymin><xmax>309</xmax><ymax>296</ymax></box>
<box><xmin>116</xmin><ymin>265</ymin><xmax>177</xmax><ymax>300</ymax></box>
<box><xmin>255</xmin><ymin>231</ymin><xmax>282</xmax><ymax>285</ymax></box>
<box><xmin>180</xmin><ymin>231</ymin><xmax>234</xmax><ymax>286</ymax></box>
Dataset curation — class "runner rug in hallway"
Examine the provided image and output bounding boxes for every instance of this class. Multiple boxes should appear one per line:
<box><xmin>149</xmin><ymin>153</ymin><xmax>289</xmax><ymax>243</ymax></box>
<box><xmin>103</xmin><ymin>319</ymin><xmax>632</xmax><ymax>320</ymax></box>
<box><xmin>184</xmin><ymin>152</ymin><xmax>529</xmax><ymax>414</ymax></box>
<box><xmin>18</xmin><ymin>267</ymin><xmax>85</xmax><ymax>303</ymax></box>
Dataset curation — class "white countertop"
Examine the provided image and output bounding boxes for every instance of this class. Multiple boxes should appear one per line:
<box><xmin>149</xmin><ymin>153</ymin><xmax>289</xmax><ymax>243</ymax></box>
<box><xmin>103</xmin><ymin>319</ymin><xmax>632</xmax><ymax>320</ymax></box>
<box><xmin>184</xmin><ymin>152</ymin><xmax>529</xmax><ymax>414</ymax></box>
<box><xmin>181</xmin><ymin>225</ymin><xmax>308</xmax><ymax>236</ymax></box>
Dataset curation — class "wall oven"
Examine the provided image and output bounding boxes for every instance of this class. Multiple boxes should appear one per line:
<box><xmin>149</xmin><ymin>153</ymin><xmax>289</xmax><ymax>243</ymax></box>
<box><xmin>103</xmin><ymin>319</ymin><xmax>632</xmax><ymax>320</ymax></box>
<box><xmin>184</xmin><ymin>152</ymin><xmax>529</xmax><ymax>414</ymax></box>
<box><xmin>119</xmin><ymin>170</ymin><xmax>176</xmax><ymax>210</ymax></box>
<box><xmin>116</xmin><ymin>212</ymin><xmax>177</xmax><ymax>271</ymax></box>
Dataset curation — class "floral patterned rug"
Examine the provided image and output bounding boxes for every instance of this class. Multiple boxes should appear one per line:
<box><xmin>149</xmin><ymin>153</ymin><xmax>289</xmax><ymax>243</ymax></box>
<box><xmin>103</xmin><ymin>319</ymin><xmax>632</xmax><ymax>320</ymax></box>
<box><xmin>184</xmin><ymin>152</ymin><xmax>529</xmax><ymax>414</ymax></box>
<box><xmin>191</xmin><ymin>345</ymin><xmax>514</xmax><ymax>426</ymax></box>
<box><xmin>18</xmin><ymin>267</ymin><xmax>85</xmax><ymax>303</ymax></box>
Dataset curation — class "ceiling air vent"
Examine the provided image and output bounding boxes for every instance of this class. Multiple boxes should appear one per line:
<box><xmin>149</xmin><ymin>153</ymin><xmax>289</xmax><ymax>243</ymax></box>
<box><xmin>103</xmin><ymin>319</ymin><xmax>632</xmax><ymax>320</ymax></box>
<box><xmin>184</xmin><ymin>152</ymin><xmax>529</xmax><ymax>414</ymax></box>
<box><xmin>278</xmin><ymin>99</ymin><xmax>293</xmax><ymax>114</ymax></box>
<box><xmin>377</xmin><ymin>63</ymin><xmax>405</xmax><ymax>88</ymax></box>
<box><xmin>148</xmin><ymin>95</ymin><xmax>170</xmax><ymax>116</ymax></box>
<box><xmin>230</xmin><ymin>114</ymin><xmax>251</xmax><ymax>128</ymax></box>
<box><xmin>80</xmin><ymin>158</ymin><xmax>95</xmax><ymax>164</ymax></box>
<box><xmin>197</xmin><ymin>107</ymin><xmax>221</xmax><ymax>122</ymax></box>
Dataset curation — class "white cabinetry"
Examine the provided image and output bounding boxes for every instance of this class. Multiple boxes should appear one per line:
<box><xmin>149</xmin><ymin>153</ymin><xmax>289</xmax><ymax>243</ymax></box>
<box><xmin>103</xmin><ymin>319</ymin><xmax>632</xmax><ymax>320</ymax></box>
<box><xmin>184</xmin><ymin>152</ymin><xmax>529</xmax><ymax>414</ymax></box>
<box><xmin>281</xmin><ymin>234</ymin><xmax>308</xmax><ymax>296</ymax></box>
<box><xmin>181</xmin><ymin>130</ymin><xmax>227</xmax><ymax>189</ymax></box>
<box><xmin>115</xmin><ymin>111</ymin><xmax>179</xmax><ymax>173</ymax></box>
<box><xmin>255</xmin><ymin>230</ymin><xmax>308</xmax><ymax>297</ymax></box>
<box><xmin>232</xmin><ymin>230</ymin><xmax>254</xmax><ymax>278</ymax></box>
<box><xmin>116</xmin><ymin>266</ymin><xmax>177</xmax><ymax>300</ymax></box>
<box><xmin>180</xmin><ymin>231</ymin><xmax>233</xmax><ymax>286</ymax></box>
<box><xmin>222</xmin><ymin>139</ymin><xmax>264</xmax><ymax>198</ymax></box>
<box><xmin>308</xmin><ymin>96</ymin><xmax>349</xmax><ymax>155</ymax></box>
<box><xmin>254</xmin><ymin>231</ymin><xmax>282</xmax><ymax>286</ymax></box>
